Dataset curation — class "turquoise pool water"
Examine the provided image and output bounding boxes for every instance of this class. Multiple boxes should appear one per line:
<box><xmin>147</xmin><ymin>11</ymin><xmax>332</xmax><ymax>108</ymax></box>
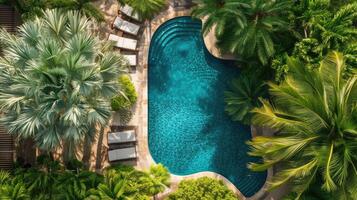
<box><xmin>148</xmin><ymin>17</ymin><xmax>266</xmax><ymax>197</ymax></box>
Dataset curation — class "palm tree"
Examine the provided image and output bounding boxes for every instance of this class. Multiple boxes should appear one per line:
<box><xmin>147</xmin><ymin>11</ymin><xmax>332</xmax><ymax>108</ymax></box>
<box><xmin>191</xmin><ymin>0</ymin><xmax>247</xmax><ymax>36</ymax></box>
<box><xmin>118</xmin><ymin>0</ymin><xmax>166</xmax><ymax>20</ymax></box>
<box><xmin>220</xmin><ymin>0</ymin><xmax>291</xmax><ymax>65</ymax></box>
<box><xmin>0</xmin><ymin>9</ymin><xmax>126</xmax><ymax>161</ymax></box>
<box><xmin>146</xmin><ymin>164</ymin><xmax>170</xmax><ymax>200</ymax></box>
<box><xmin>247</xmin><ymin>52</ymin><xmax>357</xmax><ymax>199</ymax></box>
<box><xmin>87</xmin><ymin>169</ymin><xmax>131</xmax><ymax>200</ymax></box>
<box><xmin>224</xmin><ymin>73</ymin><xmax>266</xmax><ymax>124</ymax></box>
<box><xmin>193</xmin><ymin>0</ymin><xmax>291</xmax><ymax>65</ymax></box>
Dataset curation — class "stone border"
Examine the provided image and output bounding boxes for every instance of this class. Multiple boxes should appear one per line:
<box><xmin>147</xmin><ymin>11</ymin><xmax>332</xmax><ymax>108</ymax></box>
<box><xmin>134</xmin><ymin>6</ymin><xmax>271</xmax><ymax>200</ymax></box>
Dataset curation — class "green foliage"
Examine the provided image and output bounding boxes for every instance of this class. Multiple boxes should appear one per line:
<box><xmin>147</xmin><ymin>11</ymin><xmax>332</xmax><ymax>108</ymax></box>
<box><xmin>167</xmin><ymin>177</ymin><xmax>237</xmax><ymax>200</ymax></box>
<box><xmin>271</xmin><ymin>1</ymin><xmax>357</xmax><ymax>80</ymax></box>
<box><xmin>111</xmin><ymin>75</ymin><xmax>138</xmax><ymax>111</ymax></box>
<box><xmin>88</xmin><ymin>164</ymin><xmax>170</xmax><ymax>200</ymax></box>
<box><xmin>1</xmin><ymin>159</ymin><xmax>170</xmax><ymax>200</ymax></box>
<box><xmin>247</xmin><ymin>52</ymin><xmax>357</xmax><ymax>199</ymax></box>
<box><xmin>11</xmin><ymin>0</ymin><xmax>104</xmax><ymax>21</ymax></box>
<box><xmin>119</xmin><ymin>0</ymin><xmax>166</xmax><ymax>20</ymax></box>
<box><xmin>224</xmin><ymin>72</ymin><xmax>267</xmax><ymax>124</ymax></box>
<box><xmin>193</xmin><ymin>0</ymin><xmax>292</xmax><ymax>65</ymax></box>
<box><xmin>0</xmin><ymin>10</ymin><xmax>126</xmax><ymax>154</ymax></box>
<box><xmin>0</xmin><ymin>173</ymin><xmax>30</xmax><ymax>200</ymax></box>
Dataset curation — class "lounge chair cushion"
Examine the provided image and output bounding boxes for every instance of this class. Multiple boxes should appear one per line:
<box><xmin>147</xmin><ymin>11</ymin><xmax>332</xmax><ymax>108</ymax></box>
<box><xmin>108</xmin><ymin>34</ymin><xmax>137</xmax><ymax>50</ymax></box>
<box><xmin>120</xmin><ymin>5</ymin><xmax>140</xmax><ymax>21</ymax></box>
<box><xmin>113</xmin><ymin>17</ymin><xmax>140</xmax><ymax>35</ymax></box>
<box><xmin>108</xmin><ymin>130</ymin><xmax>136</xmax><ymax>144</ymax></box>
<box><xmin>108</xmin><ymin>147</ymin><xmax>137</xmax><ymax>161</ymax></box>
<box><xmin>123</xmin><ymin>55</ymin><xmax>137</xmax><ymax>66</ymax></box>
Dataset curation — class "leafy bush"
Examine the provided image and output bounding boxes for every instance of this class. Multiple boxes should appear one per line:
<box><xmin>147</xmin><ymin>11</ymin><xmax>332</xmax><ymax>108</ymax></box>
<box><xmin>11</xmin><ymin>0</ymin><xmax>104</xmax><ymax>21</ymax></box>
<box><xmin>1</xmin><ymin>158</ymin><xmax>170</xmax><ymax>200</ymax></box>
<box><xmin>111</xmin><ymin>75</ymin><xmax>138</xmax><ymax>111</ymax></box>
<box><xmin>167</xmin><ymin>177</ymin><xmax>237</xmax><ymax>200</ymax></box>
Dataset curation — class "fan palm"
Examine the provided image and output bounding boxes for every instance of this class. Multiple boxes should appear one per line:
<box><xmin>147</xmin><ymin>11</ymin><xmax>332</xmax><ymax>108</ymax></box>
<box><xmin>0</xmin><ymin>9</ymin><xmax>126</xmax><ymax>160</ymax></box>
<box><xmin>247</xmin><ymin>52</ymin><xmax>357</xmax><ymax>199</ymax></box>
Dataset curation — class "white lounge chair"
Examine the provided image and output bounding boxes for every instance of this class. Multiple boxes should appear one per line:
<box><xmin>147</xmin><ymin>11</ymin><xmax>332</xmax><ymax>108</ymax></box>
<box><xmin>108</xmin><ymin>130</ymin><xmax>136</xmax><ymax>144</ymax></box>
<box><xmin>123</xmin><ymin>55</ymin><xmax>137</xmax><ymax>66</ymax></box>
<box><xmin>120</xmin><ymin>5</ymin><xmax>140</xmax><ymax>21</ymax></box>
<box><xmin>108</xmin><ymin>34</ymin><xmax>137</xmax><ymax>50</ymax></box>
<box><xmin>108</xmin><ymin>147</ymin><xmax>137</xmax><ymax>161</ymax></box>
<box><xmin>113</xmin><ymin>17</ymin><xmax>140</xmax><ymax>35</ymax></box>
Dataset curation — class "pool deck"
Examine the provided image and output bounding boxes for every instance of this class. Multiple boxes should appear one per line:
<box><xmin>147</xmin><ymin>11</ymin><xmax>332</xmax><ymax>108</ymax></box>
<box><xmin>93</xmin><ymin>1</ymin><xmax>282</xmax><ymax>199</ymax></box>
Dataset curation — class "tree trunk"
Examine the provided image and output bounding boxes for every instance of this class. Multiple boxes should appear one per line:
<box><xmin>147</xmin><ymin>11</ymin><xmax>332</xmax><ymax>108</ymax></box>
<box><xmin>95</xmin><ymin>126</ymin><xmax>105</xmax><ymax>170</ymax></box>
<box><xmin>82</xmin><ymin>135</ymin><xmax>92</xmax><ymax>170</ymax></box>
<box><xmin>62</xmin><ymin>140</ymin><xmax>75</xmax><ymax>165</ymax></box>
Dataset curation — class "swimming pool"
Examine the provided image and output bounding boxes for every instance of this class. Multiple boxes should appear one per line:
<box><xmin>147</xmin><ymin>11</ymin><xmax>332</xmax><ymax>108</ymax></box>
<box><xmin>148</xmin><ymin>17</ymin><xmax>266</xmax><ymax>197</ymax></box>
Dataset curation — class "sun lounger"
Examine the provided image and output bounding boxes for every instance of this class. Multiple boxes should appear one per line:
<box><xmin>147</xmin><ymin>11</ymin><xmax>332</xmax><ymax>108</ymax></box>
<box><xmin>108</xmin><ymin>130</ymin><xmax>136</xmax><ymax>144</ymax></box>
<box><xmin>108</xmin><ymin>147</ymin><xmax>137</xmax><ymax>161</ymax></box>
<box><xmin>113</xmin><ymin>17</ymin><xmax>140</xmax><ymax>35</ymax></box>
<box><xmin>120</xmin><ymin>5</ymin><xmax>140</xmax><ymax>21</ymax></box>
<box><xmin>108</xmin><ymin>34</ymin><xmax>137</xmax><ymax>50</ymax></box>
<box><xmin>123</xmin><ymin>55</ymin><xmax>137</xmax><ymax>66</ymax></box>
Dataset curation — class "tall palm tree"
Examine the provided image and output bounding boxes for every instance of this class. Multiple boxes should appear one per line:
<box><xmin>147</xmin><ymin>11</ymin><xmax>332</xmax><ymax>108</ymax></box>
<box><xmin>247</xmin><ymin>52</ymin><xmax>357</xmax><ymax>199</ymax></box>
<box><xmin>0</xmin><ymin>9</ymin><xmax>126</xmax><ymax>161</ymax></box>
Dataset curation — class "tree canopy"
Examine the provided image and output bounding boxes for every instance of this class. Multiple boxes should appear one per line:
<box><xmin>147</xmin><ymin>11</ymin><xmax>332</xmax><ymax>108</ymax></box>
<box><xmin>248</xmin><ymin>52</ymin><xmax>357</xmax><ymax>199</ymax></box>
<box><xmin>0</xmin><ymin>9</ymin><xmax>126</xmax><ymax>157</ymax></box>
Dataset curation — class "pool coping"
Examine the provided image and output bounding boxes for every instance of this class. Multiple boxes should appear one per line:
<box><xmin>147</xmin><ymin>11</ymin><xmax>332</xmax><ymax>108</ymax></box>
<box><xmin>134</xmin><ymin>6</ymin><xmax>273</xmax><ymax>200</ymax></box>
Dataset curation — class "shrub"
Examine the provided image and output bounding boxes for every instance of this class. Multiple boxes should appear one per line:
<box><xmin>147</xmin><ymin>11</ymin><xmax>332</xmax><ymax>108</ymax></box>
<box><xmin>111</xmin><ymin>75</ymin><xmax>138</xmax><ymax>111</ymax></box>
<box><xmin>167</xmin><ymin>177</ymin><xmax>237</xmax><ymax>200</ymax></box>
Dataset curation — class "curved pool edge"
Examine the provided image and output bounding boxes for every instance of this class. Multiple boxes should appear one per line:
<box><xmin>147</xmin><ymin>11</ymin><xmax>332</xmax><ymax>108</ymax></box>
<box><xmin>134</xmin><ymin>7</ymin><xmax>271</xmax><ymax>200</ymax></box>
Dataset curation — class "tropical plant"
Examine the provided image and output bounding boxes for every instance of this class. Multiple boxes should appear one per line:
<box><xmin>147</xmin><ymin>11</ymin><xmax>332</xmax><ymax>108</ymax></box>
<box><xmin>247</xmin><ymin>52</ymin><xmax>357</xmax><ymax>199</ymax></box>
<box><xmin>0</xmin><ymin>180</ymin><xmax>30</xmax><ymax>200</ymax></box>
<box><xmin>166</xmin><ymin>177</ymin><xmax>237</xmax><ymax>200</ymax></box>
<box><xmin>273</xmin><ymin>1</ymin><xmax>357</xmax><ymax>80</ymax></box>
<box><xmin>111</xmin><ymin>75</ymin><xmax>138</xmax><ymax>111</ymax></box>
<box><xmin>87</xmin><ymin>169</ymin><xmax>142</xmax><ymax>200</ymax></box>
<box><xmin>0</xmin><ymin>9</ymin><xmax>126</xmax><ymax>161</ymax></box>
<box><xmin>191</xmin><ymin>0</ymin><xmax>247</xmax><ymax>36</ymax></box>
<box><xmin>193</xmin><ymin>0</ymin><xmax>291</xmax><ymax>65</ymax></box>
<box><xmin>118</xmin><ymin>0</ymin><xmax>166</xmax><ymax>20</ymax></box>
<box><xmin>224</xmin><ymin>72</ymin><xmax>267</xmax><ymax>124</ymax></box>
<box><xmin>10</xmin><ymin>0</ymin><xmax>104</xmax><ymax>21</ymax></box>
<box><xmin>311</xmin><ymin>2</ymin><xmax>357</xmax><ymax>51</ymax></box>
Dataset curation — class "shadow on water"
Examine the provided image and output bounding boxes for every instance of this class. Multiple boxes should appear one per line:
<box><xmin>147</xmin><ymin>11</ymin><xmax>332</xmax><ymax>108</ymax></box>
<box><xmin>148</xmin><ymin>16</ymin><xmax>267</xmax><ymax>197</ymax></box>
